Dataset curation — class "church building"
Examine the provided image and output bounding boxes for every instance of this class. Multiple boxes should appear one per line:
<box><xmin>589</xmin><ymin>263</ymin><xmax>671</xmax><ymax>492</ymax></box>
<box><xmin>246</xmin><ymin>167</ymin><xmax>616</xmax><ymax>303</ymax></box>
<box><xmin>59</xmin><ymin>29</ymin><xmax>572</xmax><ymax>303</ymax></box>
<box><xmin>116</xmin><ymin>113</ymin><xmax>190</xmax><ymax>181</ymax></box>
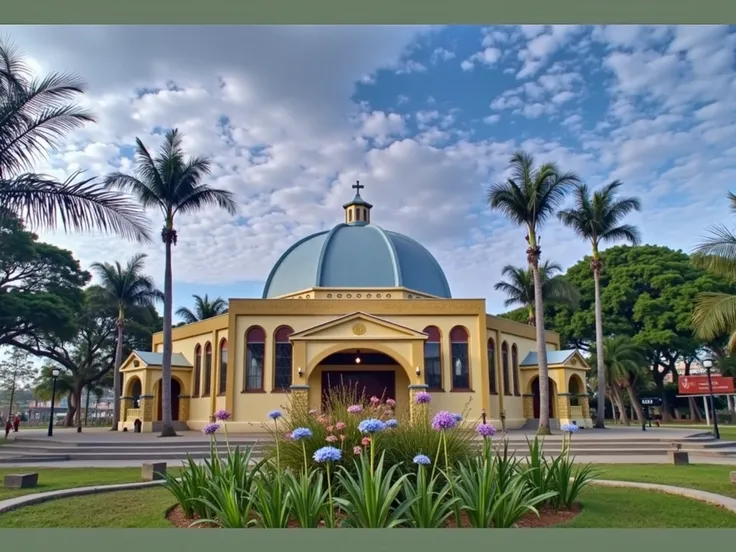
<box><xmin>118</xmin><ymin>184</ymin><xmax>591</xmax><ymax>433</ymax></box>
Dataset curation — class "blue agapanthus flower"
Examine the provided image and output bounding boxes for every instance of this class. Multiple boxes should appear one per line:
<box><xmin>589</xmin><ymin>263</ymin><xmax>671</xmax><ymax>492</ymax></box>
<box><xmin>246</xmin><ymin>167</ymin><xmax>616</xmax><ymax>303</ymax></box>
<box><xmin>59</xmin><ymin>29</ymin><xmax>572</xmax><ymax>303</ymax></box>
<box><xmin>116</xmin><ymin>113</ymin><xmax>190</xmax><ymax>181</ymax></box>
<box><xmin>358</xmin><ymin>418</ymin><xmax>386</xmax><ymax>434</ymax></box>
<box><xmin>313</xmin><ymin>446</ymin><xmax>342</xmax><ymax>463</ymax></box>
<box><xmin>413</xmin><ymin>454</ymin><xmax>431</xmax><ymax>466</ymax></box>
<box><xmin>268</xmin><ymin>410</ymin><xmax>283</xmax><ymax>420</ymax></box>
<box><xmin>561</xmin><ymin>423</ymin><xmax>579</xmax><ymax>433</ymax></box>
<box><xmin>385</xmin><ymin>419</ymin><xmax>398</xmax><ymax>429</ymax></box>
<box><xmin>452</xmin><ymin>413</ymin><xmax>463</xmax><ymax>422</ymax></box>
<box><xmin>290</xmin><ymin>427</ymin><xmax>313</xmax><ymax>440</ymax></box>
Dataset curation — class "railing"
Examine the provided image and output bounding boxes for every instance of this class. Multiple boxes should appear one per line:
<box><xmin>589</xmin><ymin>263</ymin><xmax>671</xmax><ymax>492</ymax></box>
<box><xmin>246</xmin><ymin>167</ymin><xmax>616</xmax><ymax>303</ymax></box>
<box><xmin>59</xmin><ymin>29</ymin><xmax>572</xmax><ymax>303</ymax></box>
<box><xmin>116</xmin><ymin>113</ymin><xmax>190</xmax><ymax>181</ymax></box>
<box><xmin>126</xmin><ymin>408</ymin><xmax>141</xmax><ymax>421</ymax></box>
<box><xmin>569</xmin><ymin>406</ymin><xmax>583</xmax><ymax>418</ymax></box>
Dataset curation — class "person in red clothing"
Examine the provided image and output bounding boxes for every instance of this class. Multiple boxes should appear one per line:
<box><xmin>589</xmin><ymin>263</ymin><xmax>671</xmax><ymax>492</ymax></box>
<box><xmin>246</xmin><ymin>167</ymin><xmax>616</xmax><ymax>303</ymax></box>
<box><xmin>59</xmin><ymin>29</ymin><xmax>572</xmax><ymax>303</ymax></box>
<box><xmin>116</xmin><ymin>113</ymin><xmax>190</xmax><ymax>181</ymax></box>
<box><xmin>13</xmin><ymin>414</ymin><xmax>20</xmax><ymax>432</ymax></box>
<box><xmin>4</xmin><ymin>418</ymin><xmax>11</xmax><ymax>439</ymax></box>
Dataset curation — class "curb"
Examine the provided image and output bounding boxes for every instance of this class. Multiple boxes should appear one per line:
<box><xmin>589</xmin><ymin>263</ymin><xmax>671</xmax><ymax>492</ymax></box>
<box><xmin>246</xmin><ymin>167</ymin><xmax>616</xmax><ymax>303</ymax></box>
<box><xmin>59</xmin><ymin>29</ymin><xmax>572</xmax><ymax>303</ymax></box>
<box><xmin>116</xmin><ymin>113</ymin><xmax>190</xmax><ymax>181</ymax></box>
<box><xmin>0</xmin><ymin>480</ymin><xmax>165</xmax><ymax>515</ymax></box>
<box><xmin>589</xmin><ymin>479</ymin><xmax>736</xmax><ymax>514</ymax></box>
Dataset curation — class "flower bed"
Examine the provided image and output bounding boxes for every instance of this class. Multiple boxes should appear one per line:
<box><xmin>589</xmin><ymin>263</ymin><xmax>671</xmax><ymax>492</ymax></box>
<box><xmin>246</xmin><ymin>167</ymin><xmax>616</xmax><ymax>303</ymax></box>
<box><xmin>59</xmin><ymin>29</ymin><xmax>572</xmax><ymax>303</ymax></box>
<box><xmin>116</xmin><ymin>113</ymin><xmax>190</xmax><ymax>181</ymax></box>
<box><xmin>162</xmin><ymin>390</ymin><xmax>596</xmax><ymax>529</ymax></box>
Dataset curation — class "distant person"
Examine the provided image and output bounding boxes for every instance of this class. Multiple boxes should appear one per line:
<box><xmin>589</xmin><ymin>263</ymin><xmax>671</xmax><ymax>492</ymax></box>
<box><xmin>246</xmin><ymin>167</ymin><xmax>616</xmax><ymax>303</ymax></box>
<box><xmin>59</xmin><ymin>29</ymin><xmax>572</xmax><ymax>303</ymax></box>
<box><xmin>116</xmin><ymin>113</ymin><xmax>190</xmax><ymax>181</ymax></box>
<box><xmin>4</xmin><ymin>418</ymin><xmax>11</xmax><ymax>439</ymax></box>
<box><xmin>13</xmin><ymin>414</ymin><xmax>20</xmax><ymax>432</ymax></box>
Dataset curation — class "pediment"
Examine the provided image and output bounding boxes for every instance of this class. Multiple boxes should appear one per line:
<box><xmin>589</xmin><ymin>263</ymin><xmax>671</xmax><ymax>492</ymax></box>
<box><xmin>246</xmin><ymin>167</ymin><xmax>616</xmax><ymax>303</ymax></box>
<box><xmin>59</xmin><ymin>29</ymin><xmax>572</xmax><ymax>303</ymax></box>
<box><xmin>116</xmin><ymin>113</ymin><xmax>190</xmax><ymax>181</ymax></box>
<box><xmin>120</xmin><ymin>351</ymin><xmax>192</xmax><ymax>372</ymax></box>
<box><xmin>520</xmin><ymin>349</ymin><xmax>590</xmax><ymax>371</ymax></box>
<box><xmin>290</xmin><ymin>312</ymin><xmax>427</xmax><ymax>341</ymax></box>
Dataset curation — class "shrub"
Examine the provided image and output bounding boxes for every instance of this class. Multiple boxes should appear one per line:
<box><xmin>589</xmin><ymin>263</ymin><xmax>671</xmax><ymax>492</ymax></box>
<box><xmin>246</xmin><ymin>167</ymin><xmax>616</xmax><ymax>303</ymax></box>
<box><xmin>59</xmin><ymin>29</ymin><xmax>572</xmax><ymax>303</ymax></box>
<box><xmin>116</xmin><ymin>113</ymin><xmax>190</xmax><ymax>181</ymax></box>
<box><xmin>401</xmin><ymin>456</ymin><xmax>458</xmax><ymax>528</ymax></box>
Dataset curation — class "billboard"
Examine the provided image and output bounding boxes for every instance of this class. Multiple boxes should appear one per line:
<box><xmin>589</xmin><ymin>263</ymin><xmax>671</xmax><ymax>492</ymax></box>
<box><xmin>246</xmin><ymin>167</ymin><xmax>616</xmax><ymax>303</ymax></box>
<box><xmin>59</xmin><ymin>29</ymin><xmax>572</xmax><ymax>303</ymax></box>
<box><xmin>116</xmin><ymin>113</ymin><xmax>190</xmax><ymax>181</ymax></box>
<box><xmin>678</xmin><ymin>375</ymin><xmax>735</xmax><ymax>395</ymax></box>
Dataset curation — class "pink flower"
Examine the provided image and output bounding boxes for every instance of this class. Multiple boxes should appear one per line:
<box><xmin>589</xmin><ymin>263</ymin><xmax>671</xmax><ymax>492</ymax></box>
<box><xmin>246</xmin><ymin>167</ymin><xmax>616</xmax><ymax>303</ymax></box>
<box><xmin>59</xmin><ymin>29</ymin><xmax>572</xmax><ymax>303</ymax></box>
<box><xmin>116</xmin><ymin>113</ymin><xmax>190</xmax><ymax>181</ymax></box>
<box><xmin>361</xmin><ymin>437</ymin><xmax>371</xmax><ymax>446</ymax></box>
<box><xmin>386</xmin><ymin>399</ymin><xmax>396</xmax><ymax>408</ymax></box>
<box><xmin>317</xmin><ymin>415</ymin><xmax>329</xmax><ymax>425</ymax></box>
<box><xmin>353</xmin><ymin>446</ymin><xmax>362</xmax><ymax>455</ymax></box>
<box><xmin>326</xmin><ymin>425</ymin><xmax>335</xmax><ymax>432</ymax></box>
<box><xmin>326</xmin><ymin>435</ymin><xmax>338</xmax><ymax>443</ymax></box>
<box><xmin>347</xmin><ymin>405</ymin><xmax>363</xmax><ymax>414</ymax></box>
<box><xmin>335</xmin><ymin>421</ymin><xmax>346</xmax><ymax>431</ymax></box>
<box><xmin>370</xmin><ymin>396</ymin><xmax>381</xmax><ymax>405</ymax></box>
<box><xmin>284</xmin><ymin>432</ymin><xmax>292</xmax><ymax>440</ymax></box>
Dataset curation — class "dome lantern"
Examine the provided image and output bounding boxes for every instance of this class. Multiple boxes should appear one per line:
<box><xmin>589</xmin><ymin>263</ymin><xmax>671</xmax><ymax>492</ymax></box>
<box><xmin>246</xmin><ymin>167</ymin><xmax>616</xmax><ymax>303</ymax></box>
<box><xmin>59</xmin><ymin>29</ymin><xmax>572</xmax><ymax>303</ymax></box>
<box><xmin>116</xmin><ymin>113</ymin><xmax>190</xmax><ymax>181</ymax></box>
<box><xmin>343</xmin><ymin>181</ymin><xmax>373</xmax><ymax>225</ymax></box>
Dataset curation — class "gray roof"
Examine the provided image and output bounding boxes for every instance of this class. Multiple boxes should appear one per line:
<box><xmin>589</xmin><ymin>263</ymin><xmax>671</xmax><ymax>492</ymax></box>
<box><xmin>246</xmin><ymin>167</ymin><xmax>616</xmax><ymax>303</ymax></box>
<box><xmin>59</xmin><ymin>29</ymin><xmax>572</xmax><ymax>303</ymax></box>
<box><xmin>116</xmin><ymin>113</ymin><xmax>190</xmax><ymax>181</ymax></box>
<box><xmin>520</xmin><ymin>350</ymin><xmax>582</xmax><ymax>367</ymax></box>
<box><xmin>134</xmin><ymin>351</ymin><xmax>192</xmax><ymax>368</ymax></box>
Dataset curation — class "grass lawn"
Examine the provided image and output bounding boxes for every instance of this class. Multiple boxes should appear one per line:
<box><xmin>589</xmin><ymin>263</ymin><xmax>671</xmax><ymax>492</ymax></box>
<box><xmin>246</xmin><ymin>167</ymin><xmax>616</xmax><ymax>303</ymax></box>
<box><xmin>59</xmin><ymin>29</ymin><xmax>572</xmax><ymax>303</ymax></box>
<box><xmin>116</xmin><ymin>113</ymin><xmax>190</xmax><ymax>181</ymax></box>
<box><xmin>0</xmin><ymin>467</ymin><xmax>180</xmax><ymax>500</ymax></box>
<box><xmin>0</xmin><ymin>486</ymin><xmax>734</xmax><ymax>528</ymax></box>
<box><xmin>594</xmin><ymin>463</ymin><xmax>736</xmax><ymax>499</ymax></box>
<box><xmin>662</xmin><ymin>424</ymin><xmax>736</xmax><ymax>440</ymax></box>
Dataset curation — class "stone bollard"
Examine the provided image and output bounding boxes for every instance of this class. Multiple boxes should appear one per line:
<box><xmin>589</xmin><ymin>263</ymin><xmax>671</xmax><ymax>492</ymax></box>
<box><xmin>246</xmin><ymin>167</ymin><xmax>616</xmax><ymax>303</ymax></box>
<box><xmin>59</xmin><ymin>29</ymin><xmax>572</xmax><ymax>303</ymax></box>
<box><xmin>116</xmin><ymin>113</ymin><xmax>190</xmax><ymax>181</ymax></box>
<box><xmin>4</xmin><ymin>473</ymin><xmax>39</xmax><ymax>489</ymax></box>
<box><xmin>730</xmin><ymin>471</ymin><xmax>736</xmax><ymax>484</ymax></box>
<box><xmin>141</xmin><ymin>462</ymin><xmax>167</xmax><ymax>481</ymax></box>
<box><xmin>667</xmin><ymin>444</ymin><xmax>689</xmax><ymax>465</ymax></box>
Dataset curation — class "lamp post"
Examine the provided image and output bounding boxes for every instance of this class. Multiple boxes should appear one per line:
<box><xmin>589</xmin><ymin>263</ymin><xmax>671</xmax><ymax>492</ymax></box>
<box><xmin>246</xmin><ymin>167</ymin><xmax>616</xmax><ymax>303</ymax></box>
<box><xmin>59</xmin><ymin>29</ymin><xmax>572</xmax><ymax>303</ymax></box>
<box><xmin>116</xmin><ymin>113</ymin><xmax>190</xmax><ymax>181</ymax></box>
<box><xmin>47</xmin><ymin>368</ymin><xmax>60</xmax><ymax>438</ymax></box>
<box><xmin>703</xmin><ymin>358</ymin><xmax>720</xmax><ymax>440</ymax></box>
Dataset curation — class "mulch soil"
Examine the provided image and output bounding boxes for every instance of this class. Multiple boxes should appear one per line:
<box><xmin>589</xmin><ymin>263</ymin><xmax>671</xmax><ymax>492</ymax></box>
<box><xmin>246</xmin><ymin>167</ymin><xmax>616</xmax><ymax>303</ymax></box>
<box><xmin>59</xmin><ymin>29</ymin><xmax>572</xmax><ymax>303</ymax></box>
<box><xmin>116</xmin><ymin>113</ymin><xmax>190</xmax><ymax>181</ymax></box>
<box><xmin>166</xmin><ymin>503</ymin><xmax>582</xmax><ymax>529</ymax></box>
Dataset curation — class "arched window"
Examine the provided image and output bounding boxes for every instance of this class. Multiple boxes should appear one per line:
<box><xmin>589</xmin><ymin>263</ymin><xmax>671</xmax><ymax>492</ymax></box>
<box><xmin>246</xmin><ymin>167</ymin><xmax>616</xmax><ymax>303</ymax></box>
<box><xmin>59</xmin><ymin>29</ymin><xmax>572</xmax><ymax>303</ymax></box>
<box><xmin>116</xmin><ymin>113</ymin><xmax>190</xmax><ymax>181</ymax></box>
<box><xmin>203</xmin><ymin>342</ymin><xmax>212</xmax><ymax>396</ymax></box>
<box><xmin>450</xmin><ymin>326</ymin><xmax>470</xmax><ymax>390</ymax></box>
<box><xmin>193</xmin><ymin>345</ymin><xmax>202</xmax><ymax>397</ymax></box>
<box><xmin>487</xmin><ymin>338</ymin><xmax>498</xmax><ymax>394</ymax></box>
<box><xmin>502</xmin><ymin>342</ymin><xmax>511</xmax><ymax>396</ymax></box>
<box><xmin>218</xmin><ymin>339</ymin><xmax>228</xmax><ymax>395</ymax></box>
<box><xmin>512</xmin><ymin>344</ymin><xmax>520</xmax><ymax>396</ymax></box>
<box><xmin>423</xmin><ymin>326</ymin><xmax>442</xmax><ymax>390</ymax></box>
<box><xmin>274</xmin><ymin>326</ymin><xmax>294</xmax><ymax>391</ymax></box>
<box><xmin>244</xmin><ymin>327</ymin><xmax>265</xmax><ymax>391</ymax></box>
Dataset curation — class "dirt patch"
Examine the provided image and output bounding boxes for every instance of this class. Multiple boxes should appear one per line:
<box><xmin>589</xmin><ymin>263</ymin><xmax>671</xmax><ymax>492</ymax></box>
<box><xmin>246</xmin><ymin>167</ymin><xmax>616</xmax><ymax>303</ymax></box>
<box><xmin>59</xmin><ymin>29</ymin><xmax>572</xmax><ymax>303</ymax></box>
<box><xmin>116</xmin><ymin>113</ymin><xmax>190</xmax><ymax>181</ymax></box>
<box><xmin>166</xmin><ymin>504</ymin><xmax>582</xmax><ymax>529</ymax></box>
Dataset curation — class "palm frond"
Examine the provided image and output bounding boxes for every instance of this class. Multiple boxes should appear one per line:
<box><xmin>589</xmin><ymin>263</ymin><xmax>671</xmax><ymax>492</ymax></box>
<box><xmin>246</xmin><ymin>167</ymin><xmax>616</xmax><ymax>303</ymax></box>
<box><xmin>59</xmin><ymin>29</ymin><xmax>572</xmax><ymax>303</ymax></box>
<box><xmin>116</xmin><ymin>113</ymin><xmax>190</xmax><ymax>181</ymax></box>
<box><xmin>692</xmin><ymin>291</ymin><xmax>736</xmax><ymax>342</ymax></box>
<box><xmin>691</xmin><ymin>224</ymin><xmax>736</xmax><ymax>279</ymax></box>
<box><xmin>0</xmin><ymin>172</ymin><xmax>151</xmax><ymax>242</ymax></box>
<box><xmin>174</xmin><ymin>185</ymin><xmax>237</xmax><ymax>217</ymax></box>
<box><xmin>175</xmin><ymin>306</ymin><xmax>199</xmax><ymax>324</ymax></box>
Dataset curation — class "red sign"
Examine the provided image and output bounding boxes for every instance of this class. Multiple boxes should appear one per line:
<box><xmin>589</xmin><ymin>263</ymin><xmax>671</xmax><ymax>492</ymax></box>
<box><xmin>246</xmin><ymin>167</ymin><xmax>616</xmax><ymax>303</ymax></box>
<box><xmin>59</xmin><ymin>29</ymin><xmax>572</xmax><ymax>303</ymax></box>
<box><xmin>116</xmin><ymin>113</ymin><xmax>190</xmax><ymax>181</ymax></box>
<box><xmin>678</xmin><ymin>376</ymin><xmax>735</xmax><ymax>395</ymax></box>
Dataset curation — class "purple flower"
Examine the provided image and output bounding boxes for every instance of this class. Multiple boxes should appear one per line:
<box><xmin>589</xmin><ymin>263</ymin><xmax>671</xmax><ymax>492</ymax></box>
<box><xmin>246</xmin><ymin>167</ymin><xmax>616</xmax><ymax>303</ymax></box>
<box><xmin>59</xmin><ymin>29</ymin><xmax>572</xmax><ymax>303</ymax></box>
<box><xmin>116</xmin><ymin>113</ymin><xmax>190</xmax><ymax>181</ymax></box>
<box><xmin>214</xmin><ymin>409</ymin><xmax>231</xmax><ymax>421</ymax></box>
<box><xmin>268</xmin><ymin>410</ymin><xmax>283</xmax><ymax>420</ymax></box>
<box><xmin>477</xmin><ymin>423</ymin><xmax>496</xmax><ymax>438</ymax></box>
<box><xmin>313</xmin><ymin>446</ymin><xmax>342</xmax><ymax>463</ymax></box>
<box><xmin>290</xmin><ymin>427</ymin><xmax>313</xmax><ymax>441</ymax></box>
<box><xmin>452</xmin><ymin>413</ymin><xmax>463</xmax><ymax>423</ymax></box>
<box><xmin>202</xmin><ymin>423</ymin><xmax>220</xmax><ymax>435</ymax></box>
<box><xmin>413</xmin><ymin>391</ymin><xmax>431</xmax><ymax>404</ymax></box>
<box><xmin>431</xmin><ymin>411</ymin><xmax>458</xmax><ymax>431</ymax></box>
<box><xmin>413</xmin><ymin>454</ymin><xmax>431</xmax><ymax>465</ymax></box>
<box><xmin>385</xmin><ymin>419</ymin><xmax>398</xmax><ymax>429</ymax></box>
<box><xmin>347</xmin><ymin>404</ymin><xmax>363</xmax><ymax>414</ymax></box>
<box><xmin>561</xmin><ymin>423</ymin><xmax>579</xmax><ymax>433</ymax></box>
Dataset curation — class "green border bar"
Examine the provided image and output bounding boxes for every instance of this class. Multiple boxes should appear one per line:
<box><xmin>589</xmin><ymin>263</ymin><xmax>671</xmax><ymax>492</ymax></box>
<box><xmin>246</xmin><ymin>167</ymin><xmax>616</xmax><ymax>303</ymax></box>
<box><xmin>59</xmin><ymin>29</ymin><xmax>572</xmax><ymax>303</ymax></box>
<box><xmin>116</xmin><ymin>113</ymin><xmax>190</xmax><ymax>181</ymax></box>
<box><xmin>3</xmin><ymin>0</ymin><xmax>736</xmax><ymax>24</ymax></box>
<box><xmin>0</xmin><ymin>529</ymin><xmax>733</xmax><ymax>551</ymax></box>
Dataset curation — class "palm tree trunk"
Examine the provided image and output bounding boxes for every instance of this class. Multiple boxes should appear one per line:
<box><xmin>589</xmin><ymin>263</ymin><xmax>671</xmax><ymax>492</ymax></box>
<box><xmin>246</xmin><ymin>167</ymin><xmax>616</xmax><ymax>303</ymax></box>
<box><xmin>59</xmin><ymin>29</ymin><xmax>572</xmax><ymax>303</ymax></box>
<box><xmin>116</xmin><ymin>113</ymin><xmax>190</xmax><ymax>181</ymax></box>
<box><xmin>110</xmin><ymin>314</ymin><xmax>125</xmax><ymax>431</ymax></box>
<box><xmin>531</xmin><ymin>259</ymin><xmax>551</xmax><ymax>435</ymax></box>
<box><xmin>7</xmin><ymin>378</ymin><xmax>16</xmax><ymax>421</ymax></box>
<box><xmin>613</xmin><ymin>387</ymin><xmax>629</xmax><ymax>425</ymax></box>
<box><xmin>593</xmin><ymin>262</ymin><xmax>606</xmax><ymax>429</ymax></box>
<box><xmin>688</xmin><ymin>397</ymin><xmax>703</xmax><ymax>422</ymax></box>
<box><xmin>160</xmin><ymin>234</ymin><xmax>176</xmax><ymax>437</ymax></box>
<box><xmin>625</xmin><ymin>382</ymin><xmax>644</xmax><ymax>422</ymax></box>
<box><xmin>75</xmin><ymin>384</ymin><xmax>83</xmax><ymax>432</ymax></box>
<box><xmin>84</xmin><ymin>387</ymin><xmax>90</xmax><ymax>427</ymax></box>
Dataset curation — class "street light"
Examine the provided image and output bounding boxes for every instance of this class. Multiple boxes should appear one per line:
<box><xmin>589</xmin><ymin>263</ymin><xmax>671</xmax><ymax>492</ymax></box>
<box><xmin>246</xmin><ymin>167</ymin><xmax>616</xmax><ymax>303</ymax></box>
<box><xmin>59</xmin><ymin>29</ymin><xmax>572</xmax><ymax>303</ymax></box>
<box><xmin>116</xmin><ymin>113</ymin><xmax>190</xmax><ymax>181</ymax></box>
<box><xmin>47</xmin><ymin>368</ymin><xmax>60</xmax><ymax>438</ymax></box>
<box><xmin>703</xmin><ymin>358</ymin><xmax>720</xmax><ymax>440</ymax></box>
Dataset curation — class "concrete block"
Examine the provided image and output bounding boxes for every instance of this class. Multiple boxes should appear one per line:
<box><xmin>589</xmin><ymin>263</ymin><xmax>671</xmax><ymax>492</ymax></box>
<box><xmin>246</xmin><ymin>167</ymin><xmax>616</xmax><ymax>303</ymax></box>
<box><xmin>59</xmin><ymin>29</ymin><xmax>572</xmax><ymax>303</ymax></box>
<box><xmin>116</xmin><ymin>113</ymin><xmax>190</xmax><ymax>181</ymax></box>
<box><xmin>730</xmin><ymin>471</ymin><xmax>736</xmax><ymax>484</ymax></box>
<box><xmin>667</xmin><ymin>451</ymin><xmax>689</xmax><ymax>465</ymax></box>
<box><xmin>141</xmin><ymin>462</ymin><xmax>167</xmax><ymax>481</ymax></box>
<box><xmin>3</xmin><ymin>473</ymin><xmax>38</xmax><ymax>489</ymax></box>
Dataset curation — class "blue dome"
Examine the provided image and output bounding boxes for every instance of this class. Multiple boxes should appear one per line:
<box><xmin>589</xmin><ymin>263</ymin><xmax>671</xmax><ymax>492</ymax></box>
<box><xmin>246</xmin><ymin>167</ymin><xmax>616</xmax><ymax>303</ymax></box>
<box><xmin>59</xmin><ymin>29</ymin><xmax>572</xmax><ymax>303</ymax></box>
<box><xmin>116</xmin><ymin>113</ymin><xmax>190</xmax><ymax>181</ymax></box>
<box><xmin>263</xmin><ymin>223</ymin><xmax>452</xmax><ymax>299</ymax></box>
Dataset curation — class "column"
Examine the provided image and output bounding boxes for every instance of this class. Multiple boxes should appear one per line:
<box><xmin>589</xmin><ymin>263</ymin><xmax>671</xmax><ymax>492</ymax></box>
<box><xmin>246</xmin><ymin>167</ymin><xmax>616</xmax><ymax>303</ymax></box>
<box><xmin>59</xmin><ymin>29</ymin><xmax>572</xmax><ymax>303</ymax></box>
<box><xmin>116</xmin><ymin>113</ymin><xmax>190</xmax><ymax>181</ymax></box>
<box><xmin>557</xmin><ymin>393</ymin><xmax>571</xmax><ymax>422</ymax></box>
<box><xmin>178</xmin><ymin>395</ymin><xmax>190</xmax><ymax>422</ymax></box>
<box><xmin>120</xmin><ymin>396</ymin><xmax>132</xmax><ymax>423</ymax></box>
<box><xmin>580</xmin><ymin>395</ymin><xmax>591</xmax><ymax>418</ymax></box>
<box><xmin>522</xmin><ymin>394</ymin><xmax>534</xmax><ymax>419</ymax></box>
<box><xmin>139</xmin><ymin>394</ymin><xmax>154</xmax><ymax>422</ymax></box>
<box><xmin>289</xmin><ymin>385</ymin><xmax>310</xmax><ymax>416</ymax></box>
<box><xmin>408</xmin><ymin>384</ymin><xmax>430</xmax><ymax>424</ymax></box>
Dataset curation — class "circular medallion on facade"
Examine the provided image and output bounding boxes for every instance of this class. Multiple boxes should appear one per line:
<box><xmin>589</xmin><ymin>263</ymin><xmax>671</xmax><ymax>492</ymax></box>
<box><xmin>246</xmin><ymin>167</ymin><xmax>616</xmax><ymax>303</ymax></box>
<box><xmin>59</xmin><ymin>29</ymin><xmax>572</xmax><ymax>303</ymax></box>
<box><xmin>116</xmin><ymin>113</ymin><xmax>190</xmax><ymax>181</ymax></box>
<box><xmin>352</xmin><ymin>322</ymin><xmax>367</xmax><ymax>336</ymax></box>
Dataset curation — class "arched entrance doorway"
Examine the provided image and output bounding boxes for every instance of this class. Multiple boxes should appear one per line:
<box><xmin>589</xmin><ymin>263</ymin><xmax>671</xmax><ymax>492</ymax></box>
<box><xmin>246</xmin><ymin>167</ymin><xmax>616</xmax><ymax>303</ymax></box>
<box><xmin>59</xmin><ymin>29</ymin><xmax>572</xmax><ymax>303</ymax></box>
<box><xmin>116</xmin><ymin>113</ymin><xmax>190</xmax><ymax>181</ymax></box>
<box><xmin>531</xmin><ymin>376</ymin><xmax>557</xmax><ymax>419</ymax></box>
<box><xmin>125</xmin><ymin>377</ymin><xmax>142</xmax><ymax>409</ymax></box>
<box><xmin>155</xmin><ymin>378</ymin><xmax>181</xmax><ymax>422</ymax></box>
<box><xmin>314</xmin><ymin>349</ymin><xmax>400</xmax><ymax>407</ymax></box>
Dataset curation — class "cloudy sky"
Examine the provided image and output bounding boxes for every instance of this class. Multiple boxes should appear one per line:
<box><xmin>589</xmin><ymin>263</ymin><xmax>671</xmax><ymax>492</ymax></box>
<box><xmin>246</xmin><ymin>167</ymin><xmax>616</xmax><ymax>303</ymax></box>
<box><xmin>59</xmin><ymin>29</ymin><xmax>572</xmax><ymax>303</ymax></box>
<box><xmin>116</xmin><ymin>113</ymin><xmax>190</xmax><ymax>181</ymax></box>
<box><xmin>3</xmin><ymin>25</ymin><xmax>735</xmax><ymax>319</ymax></box>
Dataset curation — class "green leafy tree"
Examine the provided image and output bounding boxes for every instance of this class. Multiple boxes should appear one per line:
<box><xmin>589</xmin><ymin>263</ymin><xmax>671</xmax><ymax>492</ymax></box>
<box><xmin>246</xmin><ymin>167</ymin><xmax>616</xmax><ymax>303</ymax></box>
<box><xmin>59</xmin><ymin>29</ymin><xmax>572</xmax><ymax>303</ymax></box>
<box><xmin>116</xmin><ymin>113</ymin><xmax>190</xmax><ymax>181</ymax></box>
<box><xmin>691</xmin><ymin>191</ymin><xmax>736</xmax><ymax>350</ymax></box>
<box><xmin>0</xmin><ymin>347</ymin><xmax>36</xmax><ymax>421</ymax></box>
<box><xmin>0</xmin><ymin>39</ymin><xmax>150</xmax><ymax>241</ymax></box>
<box><xmin>105</xmin><ymin>129</ymin><xmax>237</xmax><ymax>437</ymax></box>
<box><xmin>548</xmin><ymin>245</ymin><xmax>735</xmax><ymax>420</ymax></box>
<box><xmin>0</xmin><ymin>210</ymin><xmax>90</xmax><ymax>346</ymax></box>
<box><xmin>176</xmin><ymin>294</ymin><xmax>228</xmax><ymax>324</ymax></box>
<box><xmin>90</xmin><ymin>254</ymin><xmax>162</xmax><ymax>431</ymax></box>
<box><xmin>493</xmin><ymin>261</ymin><xmax>580</xmax><ymax>325</ymax></box>
<box><xmin>487</xmin><ymin>150</ymin><xmax>579</xmax><ymax>434</ymax></box>
<box><xmin>34</xmin><ymin>364</ymin><xmax>74</xmax><ymax>424</ymax></box>
<box><xmin>558</xmin><ymin>181</ymin><xmax>642</xmax><ymax>429</ymax></box>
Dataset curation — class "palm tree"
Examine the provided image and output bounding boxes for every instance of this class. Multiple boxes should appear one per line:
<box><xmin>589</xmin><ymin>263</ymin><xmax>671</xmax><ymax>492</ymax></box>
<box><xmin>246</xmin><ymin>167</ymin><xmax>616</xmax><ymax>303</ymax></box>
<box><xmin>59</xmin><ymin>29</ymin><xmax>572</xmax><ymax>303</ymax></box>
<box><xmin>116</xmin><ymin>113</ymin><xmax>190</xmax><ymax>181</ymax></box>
<box><xmin>692</xmin><ymin>191</ymin><xmax>736</xmax><ymax>351</ymax></box>
<box><xmin>33</xmin><ymin>365</ymin><xmax>74</xmax><ymax>426</ymax></box>
<box><xmin>487</xmin><ymin>150</ymin><xmax>579</xmax><ymax>434</ymax></box>
<box><xmin>90</xmin><ymin>253</ymin><xmax>162</xmax><ymax>431</ymax></box>
<box><xmin>176</xmin><ymin>294</ymin><xmax>228</xmax><ymax>324</ymax></box>
<box><xmin>105</xmin><ymin>129</ymin><xmax>237</xmax><ymax>437</ymax></box>
<box><xmin>494</xmin><ymin>260</ymin><xmax>580</xmax><ymax>325</ymax></box>
<box><xmin>0</xmin><ymin>40</ymin><xmax>150</xmax><ymax>242</ymax></box>
<box><xmin>588</xmin><ymin>336</ymin><xmax>648</xmax><ymax>425</ymax></box>
<box><xmin>557</xmin><ymin>181</ymin><xmax>641</xmax><ymax>429</ymax></box>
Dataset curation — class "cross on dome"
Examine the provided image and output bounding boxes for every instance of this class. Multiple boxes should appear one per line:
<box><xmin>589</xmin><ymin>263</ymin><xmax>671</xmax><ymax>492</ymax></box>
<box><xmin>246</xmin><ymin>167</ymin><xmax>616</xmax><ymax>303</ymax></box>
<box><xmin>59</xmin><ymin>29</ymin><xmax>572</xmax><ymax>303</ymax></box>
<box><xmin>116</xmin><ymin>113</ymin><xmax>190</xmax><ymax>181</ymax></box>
<box><xmin>343</xmin><ymin>180</ymin><xmax>373</xmax><ymax>225</ymax></box>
